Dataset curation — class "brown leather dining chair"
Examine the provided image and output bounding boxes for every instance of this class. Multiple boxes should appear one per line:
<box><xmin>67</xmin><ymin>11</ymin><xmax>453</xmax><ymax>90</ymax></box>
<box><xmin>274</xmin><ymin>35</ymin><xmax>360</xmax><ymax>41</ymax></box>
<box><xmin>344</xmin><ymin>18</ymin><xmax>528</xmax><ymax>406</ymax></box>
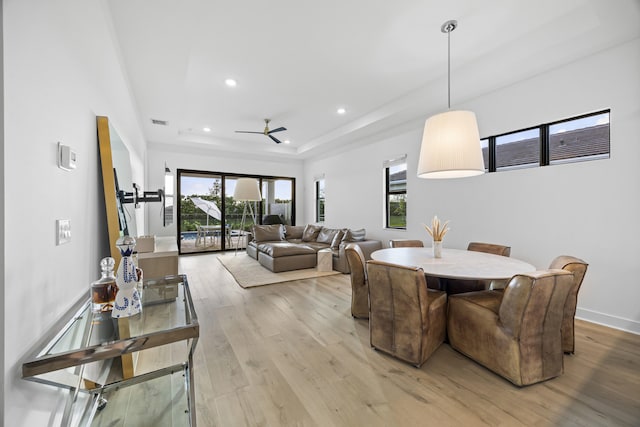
<box><xmin>389</xmin><ymin>239</ymin><xmax>442</xmax><ymax>290</ymax></box>
<box><xmin>389</xmin><ymin>239</ymin><xmax>424</xmax><ymax>248</ymax></box>
<box><xmin>366</xmin><ymin>260</ymin><xmax>447</xmax><ymax>367</ymax></box>
<box><xmin>447</xmin><ymin>269</ymin><xmax>574</xmax><ymax>386</ymax></box>
<box><xmin>345</xmin><ymin>243</ymin><xmax>369</xmax><ymax>319</ymax></box>
<box><xmin>446</xmin><ymin>241</ymin><xmax>512</xmax><ymax>294</ymax></box>
<box><xmin>467</xmin><ymin>242</ymin><xmax>511</xmax><ymax>257</ymax></box>
<box><xmin>549</xmin><ymin>255</ymin><xmax>588</xmax><ymax>354</ymax></box>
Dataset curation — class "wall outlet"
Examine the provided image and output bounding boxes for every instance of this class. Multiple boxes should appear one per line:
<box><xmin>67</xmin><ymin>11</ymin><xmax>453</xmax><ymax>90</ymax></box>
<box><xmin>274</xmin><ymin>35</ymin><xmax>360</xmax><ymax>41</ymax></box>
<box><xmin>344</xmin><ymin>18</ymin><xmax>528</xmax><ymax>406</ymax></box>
<box><xmin>56</xmin><ymin>219</ymin><xmax>71</xmax><ymax>245</ymax></box>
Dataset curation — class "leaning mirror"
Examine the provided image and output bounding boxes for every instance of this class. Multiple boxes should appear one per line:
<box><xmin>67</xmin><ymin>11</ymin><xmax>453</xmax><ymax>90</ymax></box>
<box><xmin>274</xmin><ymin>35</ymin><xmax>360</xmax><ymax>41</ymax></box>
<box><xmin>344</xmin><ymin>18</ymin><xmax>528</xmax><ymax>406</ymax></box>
<box><xmin>97</xmin><ymin>116</ymin><xmax>138</xmax><ymax>265</ymax></box>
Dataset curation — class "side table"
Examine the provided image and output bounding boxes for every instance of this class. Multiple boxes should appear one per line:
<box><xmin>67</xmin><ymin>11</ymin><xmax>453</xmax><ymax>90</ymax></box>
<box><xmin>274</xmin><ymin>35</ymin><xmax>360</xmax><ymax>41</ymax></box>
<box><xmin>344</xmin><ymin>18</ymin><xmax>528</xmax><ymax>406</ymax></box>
<box><xmin>317</xmin><ymin>248</ymin><xmax>333</xmax><ymax>272</ymax></box>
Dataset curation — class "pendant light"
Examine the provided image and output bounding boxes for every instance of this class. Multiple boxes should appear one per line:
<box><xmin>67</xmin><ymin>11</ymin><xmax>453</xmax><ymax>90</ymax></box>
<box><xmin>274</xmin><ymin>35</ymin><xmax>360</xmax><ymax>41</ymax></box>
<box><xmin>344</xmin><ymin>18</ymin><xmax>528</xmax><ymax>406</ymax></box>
<box><xmin>417</xmin><ymin>20</ymin><xmax>484</xmax><ymax>179</ymax></box>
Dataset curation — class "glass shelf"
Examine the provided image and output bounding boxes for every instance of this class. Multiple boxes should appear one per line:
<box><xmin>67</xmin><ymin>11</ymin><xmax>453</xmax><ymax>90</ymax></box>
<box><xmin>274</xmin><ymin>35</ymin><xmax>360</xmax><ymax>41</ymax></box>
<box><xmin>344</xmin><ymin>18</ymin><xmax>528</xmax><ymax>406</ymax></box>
<box><xmin>22</xmin><ymin>275</ymin><xmax>199</xmax><ymax>426</ymax></box>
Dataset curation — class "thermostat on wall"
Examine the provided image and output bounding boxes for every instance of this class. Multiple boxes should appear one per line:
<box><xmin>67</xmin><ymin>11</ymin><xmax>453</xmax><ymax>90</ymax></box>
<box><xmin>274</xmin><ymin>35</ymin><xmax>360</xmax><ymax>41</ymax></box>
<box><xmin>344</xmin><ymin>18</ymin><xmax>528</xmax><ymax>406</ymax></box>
<box><xmin>58</xmin><ymin>142</ymin><xmax>77</xmax><ymax>171</ymax></box>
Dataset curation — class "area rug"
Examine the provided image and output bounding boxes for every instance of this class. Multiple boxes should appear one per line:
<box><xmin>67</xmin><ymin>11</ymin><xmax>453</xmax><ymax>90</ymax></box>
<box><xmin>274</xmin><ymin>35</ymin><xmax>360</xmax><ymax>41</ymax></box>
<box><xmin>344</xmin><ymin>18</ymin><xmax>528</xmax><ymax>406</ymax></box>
<box><xmin>218</xmin><ymin>254</ymin><xmax>341</xmax><ymax>288</ymax></box>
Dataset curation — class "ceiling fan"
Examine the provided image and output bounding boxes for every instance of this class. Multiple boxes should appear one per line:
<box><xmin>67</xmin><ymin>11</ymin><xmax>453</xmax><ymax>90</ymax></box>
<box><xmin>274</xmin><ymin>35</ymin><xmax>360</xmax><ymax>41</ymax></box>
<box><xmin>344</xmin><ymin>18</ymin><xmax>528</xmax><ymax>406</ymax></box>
<box><xmin>235</xmin><ymin>118</ymin><xmax>287</xmax><ymax>144</ymax></box>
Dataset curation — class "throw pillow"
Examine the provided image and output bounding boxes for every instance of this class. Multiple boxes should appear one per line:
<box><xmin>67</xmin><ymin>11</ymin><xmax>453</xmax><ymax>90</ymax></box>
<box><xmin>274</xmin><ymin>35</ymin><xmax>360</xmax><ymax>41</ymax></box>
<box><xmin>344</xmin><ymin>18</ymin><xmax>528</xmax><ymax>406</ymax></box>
<box><xmin>301</xmin><ymin>224</ymin><xmax>323</xmax><ymax>242</ymax></box>
<box><xmin>253</xmin><ymin>224</ymin><xmax>284</xmax><ymax>243</ymax></box>
<box><xmin>317</xmin><ymin>228</ymin><xmax>338</xmax><ymax>244</ymax></box>
<box><xmin>331</xmin><ymin>230</ymin><xmax>345</xmax><ymax>249</ymax></box>
<box><xmin>346</xmin><ymin>228</ymin><xmax>366</xmax><ymax>242</ymax></box>
<box><xmin>284</xmin><ymin>225</ymin><xmax>305</xmax><ymax>240</ymax></box>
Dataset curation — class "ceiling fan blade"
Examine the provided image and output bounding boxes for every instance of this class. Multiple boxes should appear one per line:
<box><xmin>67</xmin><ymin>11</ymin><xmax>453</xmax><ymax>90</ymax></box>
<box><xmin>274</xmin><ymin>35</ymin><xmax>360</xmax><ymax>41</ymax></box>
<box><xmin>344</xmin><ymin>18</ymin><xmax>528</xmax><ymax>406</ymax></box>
<box><xmin>235</xmin><ymin>131</ymin><xmax>264</xmax><ymax>134</ymax></box>
<box><xmin>268</xmin><ymin>134</ymin><xmax>283</xmax><ymax>144</ymax></box>
<box><xmin>268</xmin><ymin>127</ymin><xmax>287</xmax><ymax>134</ymax></box>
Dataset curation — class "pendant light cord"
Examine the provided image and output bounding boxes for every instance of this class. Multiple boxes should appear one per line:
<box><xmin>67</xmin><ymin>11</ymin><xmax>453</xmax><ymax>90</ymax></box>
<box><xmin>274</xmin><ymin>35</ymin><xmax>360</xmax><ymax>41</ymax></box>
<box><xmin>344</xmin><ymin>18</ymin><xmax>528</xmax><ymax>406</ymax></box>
<box><xmin>447</xmin><ymin>27</ymin><xmax>451</xmax><ymax>109</ymax></box>
<box><xmin>441</xmin><ymin>20</ymin><xmax>457</xmax><ymax>110</ymax></box>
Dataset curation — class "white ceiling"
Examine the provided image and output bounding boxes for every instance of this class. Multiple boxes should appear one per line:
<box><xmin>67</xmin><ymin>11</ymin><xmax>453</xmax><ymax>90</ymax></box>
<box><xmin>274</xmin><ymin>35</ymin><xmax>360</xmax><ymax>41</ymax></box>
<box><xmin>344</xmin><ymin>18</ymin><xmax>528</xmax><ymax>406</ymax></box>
<box><xmin>106</xmin><ymin>0</ymin><xmax>640</xmax><ymax>160</ymax></box>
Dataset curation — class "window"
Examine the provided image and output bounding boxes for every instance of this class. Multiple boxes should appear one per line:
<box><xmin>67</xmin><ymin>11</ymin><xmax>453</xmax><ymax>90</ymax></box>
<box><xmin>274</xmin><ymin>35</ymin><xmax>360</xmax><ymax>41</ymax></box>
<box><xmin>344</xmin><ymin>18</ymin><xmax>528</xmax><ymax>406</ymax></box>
<box><xmin>385</xmin><ymin>158</ymin><xmax>407</xmax><ymax>229</ymax></box>
<box><xmin>482</xmin><ymin>110</ymin><xmax>610</xmax><ymax>172</ymax></box>
<box><xmin>315</xmin><ymin>178</ymin><xmax>325</xmax><ymax>223</ymax></box>
<box><xmin>549</xmin><ymin>111</ymin><xmax>610</xmax><ymax>164</ymax></box>
<box><xmin>480</xmin><ymin>138</ymin><xmax>489</xmax><ymax>171</ymax></box>
<box><xmin>495</xmin><ymin>128</ymin><xmax>540</xmax><ymax>171</ymax></box>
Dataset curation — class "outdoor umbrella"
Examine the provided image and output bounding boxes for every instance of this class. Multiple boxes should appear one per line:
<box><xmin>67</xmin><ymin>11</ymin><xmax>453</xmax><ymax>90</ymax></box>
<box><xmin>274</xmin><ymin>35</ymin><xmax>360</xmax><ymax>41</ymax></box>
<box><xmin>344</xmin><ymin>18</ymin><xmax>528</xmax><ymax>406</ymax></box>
<box><xmin>190</xmin><ymin>197</ymin><xmax>221</xmax><ymax>225</ymax></box>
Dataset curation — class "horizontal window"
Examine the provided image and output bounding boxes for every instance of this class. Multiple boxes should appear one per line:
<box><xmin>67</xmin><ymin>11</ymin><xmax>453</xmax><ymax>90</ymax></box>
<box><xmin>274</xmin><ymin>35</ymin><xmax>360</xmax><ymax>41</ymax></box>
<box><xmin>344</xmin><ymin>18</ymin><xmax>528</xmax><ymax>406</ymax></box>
<box><xmin>496</xmin><ymin>128</ymin><xmax>540</xmax><ymax>171</ymax></box>
<box><xmin>549</xmin><ymin>112</ymin><xmax>610</xmax><ymax>164</ymax></box>
<box><xmin>482</xmin><ymin>110</ymin><xmax>610</xmax><ymax>172</ymax></box>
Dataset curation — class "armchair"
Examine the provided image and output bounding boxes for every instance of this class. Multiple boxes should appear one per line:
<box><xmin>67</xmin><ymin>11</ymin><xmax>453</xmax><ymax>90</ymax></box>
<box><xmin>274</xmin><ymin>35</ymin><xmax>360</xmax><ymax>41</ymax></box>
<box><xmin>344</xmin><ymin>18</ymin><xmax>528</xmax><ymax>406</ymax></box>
<box><xmin>345</xmin><ymin>243</ymin><xmax>369</xmax><ymax>319</ymax></box>
<box><xmin>549</xmin><ymin>255</ymin><xmax>588</xmax><ymax>354</ymax></box>
<box><xmin>367</xmin><ymin>260</ymin><xmax>447</xmax><ymax>367</ymax></box>
<box><xmin>447</xmin><ymin>270</ymin><xmax>574</xmax><ymax>386</ymax></box>
<box><xmin>389</xmin><ymin>239</ymin><xmax>424</xmax><ymax>248</ymax></box>
<box><xmin>446</xmin><ymin>241</ymin><xmax>511</xmax><ymax>294</ymax></box>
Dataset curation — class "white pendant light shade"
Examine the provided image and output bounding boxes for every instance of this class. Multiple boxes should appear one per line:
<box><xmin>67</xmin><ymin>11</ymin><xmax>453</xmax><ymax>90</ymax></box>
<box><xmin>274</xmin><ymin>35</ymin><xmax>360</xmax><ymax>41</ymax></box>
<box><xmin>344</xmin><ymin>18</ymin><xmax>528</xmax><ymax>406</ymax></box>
<box><xmin>417</xmin><ymin>110</ymin><xmax>485</xmax><ymax>179</ymax></box>
<box><xmin>233</xmin><ymin>178</ymin><xmax>262</xmax><ymax>201</ymax></box>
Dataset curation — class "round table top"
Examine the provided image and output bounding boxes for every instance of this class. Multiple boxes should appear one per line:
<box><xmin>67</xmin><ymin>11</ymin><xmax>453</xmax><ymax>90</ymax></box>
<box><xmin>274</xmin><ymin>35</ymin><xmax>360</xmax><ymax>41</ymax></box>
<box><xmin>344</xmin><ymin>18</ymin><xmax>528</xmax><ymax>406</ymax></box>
<box><xmin>370</xmin><ymin>247</ymin><xmax>536</xmax><ymax>280</ymax></box>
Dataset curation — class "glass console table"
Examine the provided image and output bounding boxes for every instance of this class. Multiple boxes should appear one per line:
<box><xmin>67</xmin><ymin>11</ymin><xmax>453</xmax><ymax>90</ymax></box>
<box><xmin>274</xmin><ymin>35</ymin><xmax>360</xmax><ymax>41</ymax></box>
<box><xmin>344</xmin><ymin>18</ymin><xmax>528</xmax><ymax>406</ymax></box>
<box><xmin>22</xmin><ymin>275</ymin><xmax>199</xmax><ymax>426</ymax></box>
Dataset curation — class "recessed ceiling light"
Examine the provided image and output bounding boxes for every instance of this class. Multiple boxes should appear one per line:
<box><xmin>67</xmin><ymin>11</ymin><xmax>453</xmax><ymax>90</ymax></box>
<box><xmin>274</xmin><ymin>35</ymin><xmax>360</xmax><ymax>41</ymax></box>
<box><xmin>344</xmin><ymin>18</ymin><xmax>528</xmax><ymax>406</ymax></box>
<box><xmin>203</xmin><ymin>127</ymin><xmax>211</xmax><ymax>132</ymax></box>
<box><xmin>337</xmin><ymin>107</ymin><xmax>346</xmax><ymax>115</ymax></box>
<box><xmin>284</xmin><ymin>140</ymin><xmax>291</xmax><ymax>144</ymax></box>
<box><xmin>225</xmin><ymin>78</ymin><xmax>237</xmax><ymax>87</ymax></box>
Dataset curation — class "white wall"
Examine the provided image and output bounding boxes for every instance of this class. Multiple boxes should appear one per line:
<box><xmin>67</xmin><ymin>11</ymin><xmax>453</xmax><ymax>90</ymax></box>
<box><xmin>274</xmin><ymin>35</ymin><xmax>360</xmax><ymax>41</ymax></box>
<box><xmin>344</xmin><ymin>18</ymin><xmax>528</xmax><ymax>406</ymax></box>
<box><xmin>145</xmin><ymin>144</ymin><xmax>305</xmax><ymax>237</ymax></box>
<box><xmin>305</xmin><ymin>38</ymin><xmax>640</xmax><ymax>334</ymax></box>
<box><xmin>3</xmin><ymin>0</ymin><xmax>146</xmax><ymax>425</ymax></box>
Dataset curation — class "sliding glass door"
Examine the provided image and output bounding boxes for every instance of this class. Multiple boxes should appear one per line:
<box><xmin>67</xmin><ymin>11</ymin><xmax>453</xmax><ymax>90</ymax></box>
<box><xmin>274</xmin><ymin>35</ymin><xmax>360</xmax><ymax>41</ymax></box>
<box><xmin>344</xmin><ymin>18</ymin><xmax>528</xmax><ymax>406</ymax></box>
<box><xmin>178</xmin><ymin>172</ymin><xmax>224</xmax><ymax>254</ymax></box>
<box><xmin>261</xmin><ymin>178</ymin><xmax>293</xmax><ymax>225</ymax></box>
<box><xmin>177</xmin><ymin>170</ymin><xmax>295</xmax><ymax>254</ymax></box>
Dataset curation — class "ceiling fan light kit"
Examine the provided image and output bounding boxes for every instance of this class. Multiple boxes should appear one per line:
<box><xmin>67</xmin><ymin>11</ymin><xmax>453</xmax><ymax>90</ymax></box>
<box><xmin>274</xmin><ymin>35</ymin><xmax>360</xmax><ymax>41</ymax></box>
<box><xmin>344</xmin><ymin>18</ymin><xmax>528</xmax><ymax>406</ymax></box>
<box><xmin>235</xmin><ymin>118</ymin><xmax>287</xmax><ymax>144</ymax></box>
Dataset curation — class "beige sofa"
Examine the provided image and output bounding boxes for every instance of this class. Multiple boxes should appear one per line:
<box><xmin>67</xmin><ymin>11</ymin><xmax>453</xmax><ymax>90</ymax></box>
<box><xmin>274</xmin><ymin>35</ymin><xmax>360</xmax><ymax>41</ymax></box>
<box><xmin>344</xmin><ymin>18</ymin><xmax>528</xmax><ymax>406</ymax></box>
<box><xmin>247</xmin><ymin>224</ymin><xmax>382</xmax><ymax>273</ymax></box>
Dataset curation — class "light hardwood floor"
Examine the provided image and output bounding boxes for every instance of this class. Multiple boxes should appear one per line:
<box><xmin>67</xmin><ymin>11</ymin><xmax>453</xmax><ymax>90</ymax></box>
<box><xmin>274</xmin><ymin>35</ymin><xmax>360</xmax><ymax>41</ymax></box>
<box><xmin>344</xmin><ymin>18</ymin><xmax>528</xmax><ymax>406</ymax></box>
<box><xmin>179</xmin><ymin>253</ymin><xmax>640</xmax><ymax>426</ymax></box>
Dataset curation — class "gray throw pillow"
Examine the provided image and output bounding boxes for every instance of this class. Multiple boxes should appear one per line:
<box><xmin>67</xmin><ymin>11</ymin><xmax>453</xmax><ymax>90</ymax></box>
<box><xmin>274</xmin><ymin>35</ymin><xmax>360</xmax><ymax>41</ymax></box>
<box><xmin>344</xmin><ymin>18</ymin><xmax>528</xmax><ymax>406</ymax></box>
<box><xmin>302</xmin><ymin>224</ymin><xmax>323</xmax><ymax>242</ymax></box>
<box><xmin>346</xmin><ymin>228</ymin><xmax>366</xmax><ymax>242</ymax></box>
<box><xmin>317</xmin><ymin>228</ymin><xmax>338</xmax><ymax>244</ymax></box>
<box><xmin>331</xmin><ymin>230</ymin><xmax>345</xmax><ymax>249</ymax></box>
<box><xmin>253</xmin><ymin>224</ymin><xmax>284</xmax><ymax>243</ymax></box>
<box><xmin>284</xmin><ymin>225</ymin><xmax>305</xmax><ymax>240</ymax></box>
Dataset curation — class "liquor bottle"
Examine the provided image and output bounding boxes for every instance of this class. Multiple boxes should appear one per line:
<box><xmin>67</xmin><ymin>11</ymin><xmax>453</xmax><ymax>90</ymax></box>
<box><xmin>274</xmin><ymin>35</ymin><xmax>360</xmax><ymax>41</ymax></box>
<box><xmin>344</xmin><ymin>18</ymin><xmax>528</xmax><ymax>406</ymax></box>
<box><xmin>90</xmin><ymin>257</ymin><xmax>118</xmax><ymax>313</ymax></box>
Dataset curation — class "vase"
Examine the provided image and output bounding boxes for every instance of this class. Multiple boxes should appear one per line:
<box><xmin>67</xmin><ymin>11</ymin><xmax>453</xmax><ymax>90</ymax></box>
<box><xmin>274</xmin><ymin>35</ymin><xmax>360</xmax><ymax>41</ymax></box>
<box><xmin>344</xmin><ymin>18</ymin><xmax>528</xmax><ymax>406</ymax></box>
<box><xmin>112</xmin><ymin>236</ymin><xmax>142</xmax><ymax>318</ymax></box>
<box><xmin>433</xmin><ymin>240</ymin><xmax>442</xmax><ymax>258</ymax></box>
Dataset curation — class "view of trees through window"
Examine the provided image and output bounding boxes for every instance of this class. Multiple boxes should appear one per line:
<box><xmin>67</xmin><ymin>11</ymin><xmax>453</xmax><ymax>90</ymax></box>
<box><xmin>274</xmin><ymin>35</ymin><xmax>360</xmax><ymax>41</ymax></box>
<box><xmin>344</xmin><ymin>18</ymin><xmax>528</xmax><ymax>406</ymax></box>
<box><xmin>315</xmin><ymin>179</ymin><xmax>325</xmax><ymax>222</ymax></box>
<box><xmin>177</xmin><ymin>170</ymin><xmax>294</xmax><ymax>254</ymax></box>
<box><xmin>386</xmin><ymin>162</ymin><xmax>407</xmax><ymax>229</ymax></box>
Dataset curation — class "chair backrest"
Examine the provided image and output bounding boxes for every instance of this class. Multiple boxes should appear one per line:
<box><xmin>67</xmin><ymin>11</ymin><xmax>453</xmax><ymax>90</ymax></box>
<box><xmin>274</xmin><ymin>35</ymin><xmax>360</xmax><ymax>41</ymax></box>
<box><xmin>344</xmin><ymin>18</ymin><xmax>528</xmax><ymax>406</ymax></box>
<box><xmin>345</xmin><ymin>243</ymin><xmax>369</xmax><ymax>318</ymax></box>
<box><xmin>498</xmin><ymin>270</ymin><xmax>573</xmax><ymax>384</ymax></box>
<box><xmin>262</xmin><ymin>214</ymin><xmax>284</xmax><ymax>225</ymax></box>
<box><xmin>389</xmin><ymin>239</ymin><xmax>424</xmax><ymax>248</ymax></box>
<box><xmin>366</xmin><ymin>260</ymin><xmax>432</xmax><ymax>363</ymax></box>
<box><xmin>549</xmin><ymin>255</ymin><xmax>588</xmax><ymax>353</ymax></box>
<box><xmin>468</xmin><ymin>242</ymin><xmax>511</xmax><ymax>257</ymax></box>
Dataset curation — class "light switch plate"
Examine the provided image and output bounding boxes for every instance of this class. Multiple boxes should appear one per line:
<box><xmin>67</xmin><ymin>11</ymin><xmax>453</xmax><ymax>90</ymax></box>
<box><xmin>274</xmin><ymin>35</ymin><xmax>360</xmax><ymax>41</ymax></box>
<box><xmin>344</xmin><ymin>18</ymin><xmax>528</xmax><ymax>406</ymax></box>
<box><xmin>58</xmin><ymin>142</ymin><xmax>77</xmax><ymax>171</ymax></box>
<box><xmin>56</xmin><ymin>219</ymin><xmax>71</xmax><ymax>245</ymax></box>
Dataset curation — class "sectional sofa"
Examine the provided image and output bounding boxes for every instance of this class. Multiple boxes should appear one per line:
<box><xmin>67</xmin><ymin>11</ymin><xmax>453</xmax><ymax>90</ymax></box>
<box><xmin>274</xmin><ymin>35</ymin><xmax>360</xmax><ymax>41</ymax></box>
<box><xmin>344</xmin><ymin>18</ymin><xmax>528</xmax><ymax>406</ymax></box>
<box><xmin>247</xmin><ymin>224</ymin><xmax>382</xmax><ymax>273</ymax></box>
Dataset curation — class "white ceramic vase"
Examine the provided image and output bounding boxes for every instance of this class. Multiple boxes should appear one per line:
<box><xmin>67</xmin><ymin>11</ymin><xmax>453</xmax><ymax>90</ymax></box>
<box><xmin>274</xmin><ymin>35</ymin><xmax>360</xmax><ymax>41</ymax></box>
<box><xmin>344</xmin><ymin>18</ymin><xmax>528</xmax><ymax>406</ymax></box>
<box><xmin>433</xmin><ymin>240</ymin><xmax>443</xmax><ymax>258</ymax></box>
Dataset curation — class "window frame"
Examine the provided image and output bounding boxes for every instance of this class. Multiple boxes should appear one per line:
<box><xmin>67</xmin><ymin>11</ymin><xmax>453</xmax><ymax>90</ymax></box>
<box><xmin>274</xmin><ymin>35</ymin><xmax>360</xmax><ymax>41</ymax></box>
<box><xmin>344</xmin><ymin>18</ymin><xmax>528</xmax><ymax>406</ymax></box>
<box><xmin>384</xmin><ymin>157</ymin><xmax>407</xmax><ymax>230</ymax></box>
<box><xmin>315</xmin><ymin>178</ymin><xmax>325</xmax><ymax>223</ymax></box>
<box><xmin>482</xmin><ymin>109</ymin><xmax>610</xmax><ymax>173</ymax></box>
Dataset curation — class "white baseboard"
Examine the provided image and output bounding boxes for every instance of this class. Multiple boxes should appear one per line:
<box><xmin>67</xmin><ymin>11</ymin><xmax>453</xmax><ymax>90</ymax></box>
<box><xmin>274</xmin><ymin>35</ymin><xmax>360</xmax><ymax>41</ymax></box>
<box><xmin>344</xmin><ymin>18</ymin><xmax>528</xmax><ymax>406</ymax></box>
<box><xmin>576</xmin><ymin>308</ymin><xmax>640</xmax><ymax>335</ymax></box>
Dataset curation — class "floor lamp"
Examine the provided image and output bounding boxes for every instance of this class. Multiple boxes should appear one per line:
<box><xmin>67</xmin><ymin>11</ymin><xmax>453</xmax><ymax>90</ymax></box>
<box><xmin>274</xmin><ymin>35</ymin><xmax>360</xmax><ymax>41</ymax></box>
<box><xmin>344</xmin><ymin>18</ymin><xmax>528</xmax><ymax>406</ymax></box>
<box><xmin>233</xmin><ymin>178</ymin><xmax>262</xmax><ymax>254</ymax></box>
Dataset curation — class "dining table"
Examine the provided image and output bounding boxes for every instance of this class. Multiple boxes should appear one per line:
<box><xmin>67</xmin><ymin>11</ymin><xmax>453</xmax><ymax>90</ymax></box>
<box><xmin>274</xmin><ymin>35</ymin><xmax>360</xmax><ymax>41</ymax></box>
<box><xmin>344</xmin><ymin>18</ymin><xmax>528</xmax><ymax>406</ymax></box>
<box><xmin>370</xmin><ymin>247</ymin><xmax>536</xmax><ymax>281</ymax></box>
